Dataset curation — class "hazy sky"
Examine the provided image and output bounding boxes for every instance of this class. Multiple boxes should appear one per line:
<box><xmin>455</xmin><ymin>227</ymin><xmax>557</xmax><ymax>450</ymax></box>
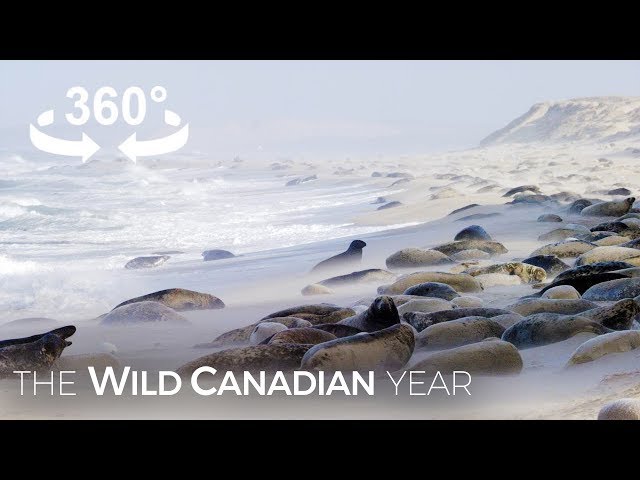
<box><xmin>2</xmin><ymin>60</ymin><xmax>639</xmax><ymax>158</ymax></box>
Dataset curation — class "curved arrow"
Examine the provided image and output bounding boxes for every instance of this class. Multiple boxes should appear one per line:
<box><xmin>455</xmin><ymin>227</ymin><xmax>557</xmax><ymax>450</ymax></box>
<box><xmin>29</xmin><ymin>124</ymin><xmax>100</xmax><ymax>163</ymax></box>
<box><xmin>118</xmin><ymin>124</ymin><xmax>189</xmax><ymax>163</ymax></box>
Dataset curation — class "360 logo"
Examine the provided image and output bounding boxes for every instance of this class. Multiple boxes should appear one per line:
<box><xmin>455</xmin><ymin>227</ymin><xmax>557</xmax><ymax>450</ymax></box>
<box><xmin>29</xmin><ymin>86</ymin><xmax>189</xmax><ymax>163</ymax></box>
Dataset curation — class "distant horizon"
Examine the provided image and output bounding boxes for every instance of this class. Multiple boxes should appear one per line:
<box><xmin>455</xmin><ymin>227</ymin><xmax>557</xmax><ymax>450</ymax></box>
<box><xmin>2</xmin><ymin>60</ymin><xmax>640</xmax><ymax>159</ymax></box>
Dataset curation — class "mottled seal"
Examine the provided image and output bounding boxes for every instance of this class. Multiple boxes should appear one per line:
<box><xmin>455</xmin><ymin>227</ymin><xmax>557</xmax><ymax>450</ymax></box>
<box><xmin>113</xmin><ymin>288</ymin><xmax>225</xmax><ymax>311</ymax></box>
<box><xmin>505</xmin><ymin>298</ymin><xmax>598</xmax><ymax>317</ymax></box>
<box><xmin>406</xmin><ymin>339</ymin><xmax>523</xmax><ymax>375</ymax></box>
<box><xmin>582</xmin><ymin>277</ymin><xmax>640</xmax><ymax>301</ymax></box>
<box><xmin>501</xmin><ymin>313</ymin><xmax>611</xmax><ymax>348</ymax></box>
<box><xmin>397</xmin><ymin>298</ymin><xmax>453</xmax><ymax>315</ymax></box>
<box><xmin>432</xmin><ymin>240</ymin><xmax>508</xmax><ymax>256</ymax></box>
<box><xmin>403</xmin><ymin>282</ymin><xmax>460</xmax><ymax>300</ymax></box>
<box><xmin>0</xmin><ymin>333</ymin><xmax>72</xmax><ymax>377</ymax></box>
<box><xmin>538</xmin><ymin>272</ymin><xmax>631</xmax><ymax>296</ymax></box>
<box><xmin>318</xmin><ymin>269</ymin><xmax>396</xmax><ymax>287</ymax></box>
<box><xmin>566</xmin><ymin>330</ymin><xmax>640</xmax><ymax>366</ymax></box>
<box><xmin>267</xmin><ymin>327</ymin><xmax>337</xmax><ymax>345</ymax></box>
<box><xmin>249</xmin><ymin>322</ymin><xmax>288</xmax><ymax>345</ymax></box>
<box><xmin>555</xmin><ymin>262</ymin><xmax>636</xmax><ymax>283</ymax></box>
<box><xmin>572</xmin><ymin>298</ymin><xmax>640</xmax><ymax>330</ymax></box>
<box><xmin>202</xmin><ymin>249</ymin><xmax>235</xmax><ymax>261</ymax></box>
<box><xmin>464</xmin><ymin>262</ymin><xmax>547</xmax><ymax>283</ymax></box>
<box><xmin>311</xmin><ymin>240</ymin><xmax>366</xmax><ymax>273</ymax></box>
<box><xmin>575</xmin><ymin>246</ymin><xmax>640</xmax><ymax>267</ymax></box>
<box><xmin>379</xmin><ymin>271</ymin><xmax>483</xmax><ymax>294</ymax></box>
<box><xmin>125</xmin><ymin>255</ymin><xmax>170</xmax><ymax>269</ymax></box>
<box><xmin>194</xmin><ymin>317</ymin><xmax>313</xmax><ymax>348</ymax></box>
<box><xmin>262</xmin><ymin>305</ymin><xmax>356</xmax><ymax>325</ymax></box>
<box><xmin>338</xmin><ymin>296</ymin><xmax>399</xmax><ymax>332</ymax></box>
<box><xmin>100</xmin><ymin>301</ymin><xmax>190</xmax><ymax>326</ymax></box>
<box><xmin>581</xmin><ymin>197</ymin><xmax>635</xmax><ymax>217</ymax></box>
<box><xmin>300</xmin><ymin>323</ymin><xmax>415</xmax><ymax>373</ymax></box>
<box><xmin>416</xmin><ymin>316</ymin><xmax>506</xmax><ymax>349</ymax></box>
<box><xmin>176</xmin><ymin>344</ymin><xmax>313</xmax><ymax>377</ymax></box>
<box><xmin>529</xmin><ymin>240</ymin><xmax>596</xmax><ymax>258</ymax></box>
<box><xmin>454</xmin><ymin>225</ymin><xmax>492</xmax><ymax>242</ymax></box>
<box><xmin>385</xmin><ymin>249</ymin><xmax>453</xmax><ymax>268</ymax></box>
<box><xmin>403</xmin><ymin>307</ymin><xmax>513</xmax><ymax>332</ymax></box>
<box><xmin>522</xmin><ymin>255</ymin><xmax>570</xmax><ymax>277</ymax></box>
<box><xmin>598</xmin><ymin>399</ymin><xmax>640</xmax><ymax>420</ymax></box>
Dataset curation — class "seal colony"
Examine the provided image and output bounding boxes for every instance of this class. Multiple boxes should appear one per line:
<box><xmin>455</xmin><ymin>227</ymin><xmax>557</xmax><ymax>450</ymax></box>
<box><xmin>8</xmin><ymin>145</ymin><xmax>640</xmax><ymax>419</ymax></box>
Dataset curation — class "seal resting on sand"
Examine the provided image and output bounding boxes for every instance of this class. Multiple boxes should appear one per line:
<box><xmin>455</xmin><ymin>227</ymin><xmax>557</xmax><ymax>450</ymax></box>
<box><xmin>113</xmin><ymin>288</ymin><xmax>225</xmax><ymax>311</ymax></box>
<box><xmin>311</xmin><ymin>240</ymin><xmax>366</xmax><ymax>273</ymax></box>
<box><xmin>338</xmin><ymin>296</ymin><xmax>399</xmax><ymax>332</ymax></box>
<box><xmin>176</xmin><ymin>344</ymin><xmax>312</xmax><ymax>376</ymax></box>
<box><xmin>581</xmin><ymin>197</ymin><xmax>635</xmax><ymax>217</ymax></box>
<box><xmin>501</xmin><ymin>313</ymin><xmax>611</xmax><ymax>348</ymax></box>
<box><xmin>0</xmin><ymin>327</ymin><xmax>75</xmax><ymax>377</ymax></box>
<box><xmin>300</xmin><ymin>323</ymin><xmax>415</xmax><ymax>373</ymax></box>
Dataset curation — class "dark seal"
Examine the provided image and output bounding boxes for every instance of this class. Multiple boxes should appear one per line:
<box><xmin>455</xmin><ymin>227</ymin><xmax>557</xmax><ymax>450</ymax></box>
<box><xmin>338</xmin><ymin>296</ymin><xmax>400</xmax><ymax>332</ymax></box>
<box><xmin>311</xmin><ymin>240</ymin><xmax>367</xmax><ymax>273</ymax></box>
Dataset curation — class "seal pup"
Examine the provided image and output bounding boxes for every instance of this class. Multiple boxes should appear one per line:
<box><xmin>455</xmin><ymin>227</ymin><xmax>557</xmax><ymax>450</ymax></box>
<box><xmin>300</xmin><ymin>323</ymin><xmax>415</xmax><ymax>373</ymax></box>
<box><xmin>338</xmin><ymin>296</ymin><xmax>399</xmax><ymax>332</ymax></box>
<box><xmin>311</xmin><ymin>240</ymin><xmax>367</xmax><ymax>273</ymax></box>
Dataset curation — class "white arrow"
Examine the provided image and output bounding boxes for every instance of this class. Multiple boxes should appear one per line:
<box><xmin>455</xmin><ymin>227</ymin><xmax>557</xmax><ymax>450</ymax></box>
<box><xmin>29</xmin><ymin>124</ymin><xmax>101</xmax><ymax>163</ymax></box>
<box><xmin>118</xmin><ymin>124</ymin><xmax>189</xmax><ymax>163</ymax></box>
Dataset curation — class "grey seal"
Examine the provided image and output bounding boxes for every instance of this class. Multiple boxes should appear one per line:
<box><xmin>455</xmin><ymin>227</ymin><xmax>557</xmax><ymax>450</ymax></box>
<box><xmin>406</xmin><ymin>339</ymin><xmax>523</xmax><ymax>375</ymax></box>
<box><xmin>300</xmin><ymin>323</ymin><xmax>415</xmax><ymax>373</ymax></box>
<box><xmin>176</xmin><ymin>344</ymin><xmax>313</xmax><ymax>376</ymax></box>
<box><xmin>501</xmin><ymin>313</ymin><xmax>611</xmax><ymax>348</ymax></box>
<box><xmin>124</xmin><ymin>255</ymin><xmax>170</xmax><ymax>269</ymax></box>
<box><xmin>113</xmin><ymin>288</ymin><xmax>225</xmax><ymax>311</ymax></box>
<box><xmin>338</xmin><ymin>296</ymin><xmax>399</xmax><ymax>332</ymax></box>
<box><xmin>311</xmin><ymin>240</ymin><xmax>367</xmax><ymax>273</ymax></box>
<box><xmin>454</xmin><ymin>225</ymin><xmax>492</xmax><ymax>241</ymax></box>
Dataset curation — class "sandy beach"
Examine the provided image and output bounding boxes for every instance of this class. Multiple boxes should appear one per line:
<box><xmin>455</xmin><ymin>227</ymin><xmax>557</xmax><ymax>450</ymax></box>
<box><xmin>3</xmin><ymin>96</ymin><xmax>640</xmax><ymax>419</ymax></box>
